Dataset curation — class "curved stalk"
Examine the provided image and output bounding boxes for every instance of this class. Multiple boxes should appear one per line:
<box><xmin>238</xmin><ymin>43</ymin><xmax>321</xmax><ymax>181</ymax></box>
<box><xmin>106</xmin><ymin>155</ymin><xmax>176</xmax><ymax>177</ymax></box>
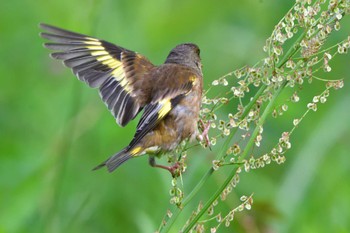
<box><xmin>182</xmin><ymin>82</ymin><xmax>286</xmax><ymax>233</ymax></box>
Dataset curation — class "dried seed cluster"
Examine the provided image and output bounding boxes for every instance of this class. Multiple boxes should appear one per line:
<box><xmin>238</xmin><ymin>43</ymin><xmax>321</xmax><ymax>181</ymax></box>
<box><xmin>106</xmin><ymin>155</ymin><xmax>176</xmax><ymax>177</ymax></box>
<box><xmin>160</xmin><ymin>1</ymin><xmax>348</xmax><ymax>232</ymax></box>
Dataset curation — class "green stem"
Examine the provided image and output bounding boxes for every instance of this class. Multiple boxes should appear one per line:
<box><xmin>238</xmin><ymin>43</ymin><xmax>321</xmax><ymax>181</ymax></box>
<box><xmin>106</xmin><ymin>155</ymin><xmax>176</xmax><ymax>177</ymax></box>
<box><xmin>162</xmin><ymin>27</ymin><xmax>305</xmax><ymax>233</ymax></box>
<box><xmin>183</xmin><ymin>168</ymin><xmax>214</xmax><ymax>206</ymax></box>
<box><xmin>161</xmin><ymin>7</ymin><xmax>309</xmax><ymax>233</ymax></box>
<box><xmin>277</xmin><ymin>30</ymin><xmax>306</xmax><ymax>68</ymax></box>
<box><xmin>182</xmin><ymin>82</ymin><xmax>286</xmax><ymax>233</ymax></box>
<box><xmin>162</xmin><ymin>2</ymin><xmax>350</xmax><ymax>232</ymax></box>
<box><xmin>159</xmin><ymin>85</ymin><xmax>266</xmax><ymax>233</ymax></box>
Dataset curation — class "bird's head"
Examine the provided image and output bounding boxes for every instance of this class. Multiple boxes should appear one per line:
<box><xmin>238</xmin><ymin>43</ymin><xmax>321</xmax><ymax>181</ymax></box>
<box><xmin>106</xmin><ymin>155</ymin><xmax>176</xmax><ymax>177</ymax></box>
<box><xmin>165</xmin><ymin>43</ymin><xmax>202</xmax><ymax>74</ymax></box>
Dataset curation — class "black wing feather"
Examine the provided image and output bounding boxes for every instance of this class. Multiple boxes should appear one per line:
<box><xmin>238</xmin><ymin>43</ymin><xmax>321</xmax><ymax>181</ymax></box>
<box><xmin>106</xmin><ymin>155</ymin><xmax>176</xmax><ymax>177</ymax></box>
<box><xmin>40</xmin><ymin>23</ymin><xmax>155</xmax><ymax>126</ymax></box>
<box><xmin>127</xmin><ymin>92</ymin><xmax>188</xmax><ymax>151</ymax></box>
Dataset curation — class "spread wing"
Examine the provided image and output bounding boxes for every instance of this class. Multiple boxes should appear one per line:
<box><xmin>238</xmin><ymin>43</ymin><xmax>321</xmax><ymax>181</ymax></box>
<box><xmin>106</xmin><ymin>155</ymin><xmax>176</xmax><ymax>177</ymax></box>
<box><xmin>127</xmin><ymin>68</ymin><xmax>199</xmax><ymax>149</ymax></box>
<box><xmin>40</xmin><ymin>23</ymin><xmax>155</xmax><ymax>126</ymax></box>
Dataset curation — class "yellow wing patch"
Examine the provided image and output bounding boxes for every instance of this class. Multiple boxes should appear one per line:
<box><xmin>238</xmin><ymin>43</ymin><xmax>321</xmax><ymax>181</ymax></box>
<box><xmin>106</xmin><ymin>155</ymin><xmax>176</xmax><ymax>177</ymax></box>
<box><xmin>84</xmin><ymin>42</ymin><xmax>132</xmax><ymax>93</ymax></box>
<box><xmin>158</xmin><ymin>99</ymin><xmax>172</xmax><ymax>119</ymax></box>
<box><xmin>86</xmin><ymin>45</ymin><xmax>104</xmax><ymax>50</ymax></box>
<box><xmin>189</xmin><ymin>75</ymin><xmax>197</xmax><ymax>86</ymax></box>
<box><xmin>90</xmin><ymin>50</ymin><xmax>109</xmax><ymax>56</ymax></box>
<box><xmin>83</xmin><ymin>39</ymin><xmax>101</xmax><ymax>45</ymax></box>
<box><xmin>130</xmin><ymin>146</ymin><xmax>143</xmax><ymax>156</ymax></box>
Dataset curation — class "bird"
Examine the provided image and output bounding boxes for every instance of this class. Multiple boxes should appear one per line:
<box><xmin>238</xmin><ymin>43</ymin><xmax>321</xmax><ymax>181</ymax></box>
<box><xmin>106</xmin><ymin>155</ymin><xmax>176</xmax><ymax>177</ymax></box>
<box><xmin>39</xmin><ymin>23</ymin><xmax>205</xmax><ymax>176</ymax></box>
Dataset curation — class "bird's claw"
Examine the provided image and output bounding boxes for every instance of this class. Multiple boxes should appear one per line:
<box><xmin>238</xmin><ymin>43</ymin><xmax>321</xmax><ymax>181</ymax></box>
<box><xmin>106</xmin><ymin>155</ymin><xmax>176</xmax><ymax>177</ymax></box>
<box><xmin>198</xmin><ymin>119</ymin><xmax>211</xmax><ymax>148</ymax></box>
<box><xmin>149</xmin><ymin>157</ymin><xmax>181</xmax><ymax>177</ymax></box>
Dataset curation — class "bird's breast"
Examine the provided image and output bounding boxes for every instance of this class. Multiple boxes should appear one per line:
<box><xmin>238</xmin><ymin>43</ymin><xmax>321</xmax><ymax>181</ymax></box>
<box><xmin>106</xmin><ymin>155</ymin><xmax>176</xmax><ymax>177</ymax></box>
<box><xmin>171</xmin><ymin>89</ymin><xmax>201</xmax><ymax>142</ymax></box>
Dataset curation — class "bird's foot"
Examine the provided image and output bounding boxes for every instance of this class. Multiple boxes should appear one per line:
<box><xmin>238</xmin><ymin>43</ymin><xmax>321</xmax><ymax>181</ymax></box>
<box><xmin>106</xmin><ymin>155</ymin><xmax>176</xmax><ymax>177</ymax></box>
<box><xmin>156</xmin><ymin>163</ymin><xmax>181</xmax><ymax>177</ymax></box>
<box><xmin>149</xmin><ymin>157</ymin><xmax>181</xmax><ymax>177</ymax></box>
<box><xmin>197</xmin><ymin>119</ymin><xmax>211</xmax><ymax>148</ymax></box>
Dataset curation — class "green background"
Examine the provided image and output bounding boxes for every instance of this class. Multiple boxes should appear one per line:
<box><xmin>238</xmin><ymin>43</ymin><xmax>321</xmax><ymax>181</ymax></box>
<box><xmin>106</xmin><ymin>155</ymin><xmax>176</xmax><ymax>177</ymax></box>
<box><xmin>1</xmin><ymin>0</ymin><xmax>349</xmax><ymax>232</ymax></box>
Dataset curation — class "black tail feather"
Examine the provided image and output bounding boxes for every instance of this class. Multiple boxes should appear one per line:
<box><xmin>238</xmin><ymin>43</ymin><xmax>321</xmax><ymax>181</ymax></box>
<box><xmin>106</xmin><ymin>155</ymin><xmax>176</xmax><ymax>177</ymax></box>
<box><xmin>92</xmin><ymin>149</ymin><xmax>132</xmax><ymax>172</ymax></box>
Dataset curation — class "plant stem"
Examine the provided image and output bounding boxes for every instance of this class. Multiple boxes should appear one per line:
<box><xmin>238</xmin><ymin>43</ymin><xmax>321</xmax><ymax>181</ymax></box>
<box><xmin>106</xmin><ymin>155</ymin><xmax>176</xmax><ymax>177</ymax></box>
<box><xmin>159</xmin><ymin>85</ymin><xmax>266</xmax><ymax>233</ymax></box>
<box><xmin>161</xmin><ymin>8</ymin><xmax>307</xmax><ymax>233</ymax></box>
<box><xmin>182</xmin><ymin>82</ymin><xmax>286</xmax><ymax>233</ymax></box>
<box><xmin>277</xmin><ymin>30</ymin><xmax>305</xmax><ymax>68</ymax></box>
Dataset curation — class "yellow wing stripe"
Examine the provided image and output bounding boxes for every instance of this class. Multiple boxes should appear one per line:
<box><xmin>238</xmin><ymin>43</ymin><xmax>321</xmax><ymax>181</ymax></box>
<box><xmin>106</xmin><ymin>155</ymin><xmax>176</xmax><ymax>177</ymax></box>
<box><xmin>86</xmin><ymin>45</ymin><xmax>104</xmax><ymax>50</ymax></box>
<box><xmin>158</xmin><ymin>99</ymin><xmax>172</xmax><ymax>119</ymax></box>
<box><xmin>119</xmin><ymin>78</ymin><xmax>129</xmax><ymax>88</ymax></box>
<box><xmin>95</xmin><ymin>55</ymin><xmax>113</xmax><ymax>62</ymax></box>
<box><xmin>112</xmin><ymin>66</ymin><xmax>125</xmax><ymax>79</ymax></box>
<box><xmin>84</xmin><ymin>41</ymin><xmax>132</xmax><ymax>93</ymax></box>
<box><xmin>85</xmin><ymin>37</ymin><xmax>100</xmax><ymax>42</ymax></box>
<box><xmin>83</xmin><ymin>40</ymin><xmax>101</xmax><ymax>45</ymax></box>
<box><xmin>90</xmin><ymin>50</ymin><xmax>109</xmax><ymax>56</ymax></box>
<box><xmin>105</xmin><ymin>60</ymin><xmax>120</xmax><ymax>68</ymax></box>
<box><xmin>130</xmin><ymin>146</ymin><xmax>143</xmax><ymax>156</ymax></box>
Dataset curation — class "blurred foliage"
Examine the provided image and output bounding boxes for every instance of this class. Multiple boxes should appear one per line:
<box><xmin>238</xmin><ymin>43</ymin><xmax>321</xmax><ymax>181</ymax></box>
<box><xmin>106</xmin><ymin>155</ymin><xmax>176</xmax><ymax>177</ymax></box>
<box><xmin>0</xmin><ymin>0</ymin><xmax>349</xmax><ymax>233</ymax></box>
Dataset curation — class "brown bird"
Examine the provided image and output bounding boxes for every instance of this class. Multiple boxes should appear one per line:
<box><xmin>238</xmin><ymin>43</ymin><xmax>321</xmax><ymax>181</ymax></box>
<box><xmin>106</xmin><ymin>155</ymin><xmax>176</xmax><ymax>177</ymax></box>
<box><xmin>39</xmin><ymin>24</ymin><xmax>204</xmax><ymax>176</ymax></box>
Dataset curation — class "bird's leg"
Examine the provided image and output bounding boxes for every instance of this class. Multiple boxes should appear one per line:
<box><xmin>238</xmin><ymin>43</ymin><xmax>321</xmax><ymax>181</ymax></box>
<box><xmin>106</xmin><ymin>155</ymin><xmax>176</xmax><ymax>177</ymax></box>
<box><xmin>197</xmin><ymin>119</ymin><xmax>211</xmax><ymax>148</ymax></box>
<box><xmin>149</xmin><ymin>156</ymin><xmax>180</xmax><ymax>177</ymax></box>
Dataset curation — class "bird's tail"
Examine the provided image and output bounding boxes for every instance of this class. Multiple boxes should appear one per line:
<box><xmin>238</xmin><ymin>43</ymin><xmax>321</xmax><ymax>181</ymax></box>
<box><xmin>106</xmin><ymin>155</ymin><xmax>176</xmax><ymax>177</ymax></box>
<box><xmin>93</xmin><ymin>148</ymin><xmax>133</xmax><ymax>172</ymax></box>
